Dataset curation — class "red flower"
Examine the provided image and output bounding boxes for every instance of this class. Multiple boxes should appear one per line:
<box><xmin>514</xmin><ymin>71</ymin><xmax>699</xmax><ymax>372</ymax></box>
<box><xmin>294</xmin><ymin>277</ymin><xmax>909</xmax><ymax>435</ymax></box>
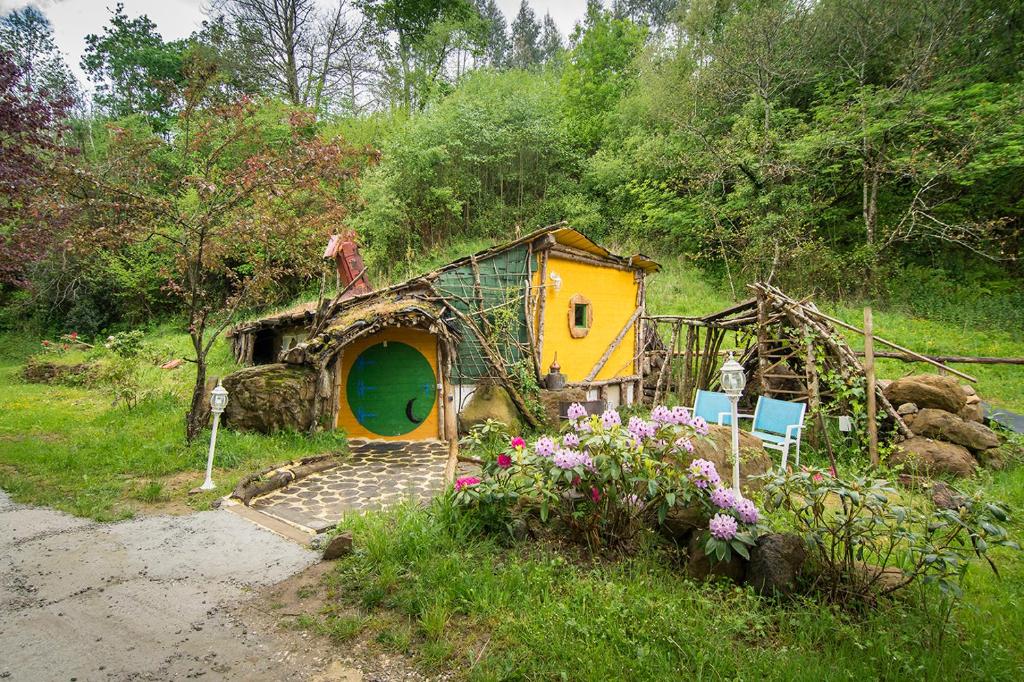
<box><xmin>510</xmin><ymin>436</ymin><xmax>526</xmax><ymax>449</ymax></box>
<box><xmin>41</xmin><ymin>340</ymin><xmax>50</xmax><ymax>346</ymax></box>
<box><xmin>454</xmin><ymin>476</ymin><xmax>481</xmax><ymax>492</ymax></box>
<box><xmin>69</xmin><ymin>332</ymin><xmax>78</xmax><ymax>340</ymax></box>
<box><xmin>497</xmin><ymin>453</ymin><xmax>512</xmax><ymax>469</ymax></box>
<box><xmin>590</xmin><ymin>487</ymin><xmax>601</xmax><ymax>502</ymax></box>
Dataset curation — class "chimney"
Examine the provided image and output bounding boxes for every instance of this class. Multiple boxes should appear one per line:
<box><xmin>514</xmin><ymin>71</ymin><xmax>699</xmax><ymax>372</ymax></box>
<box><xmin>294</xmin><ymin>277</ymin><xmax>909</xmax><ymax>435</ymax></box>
<box><xmin>323</xmin><ymin>231</ymin><xmax>372</xmax><ymax>299</ymax></box>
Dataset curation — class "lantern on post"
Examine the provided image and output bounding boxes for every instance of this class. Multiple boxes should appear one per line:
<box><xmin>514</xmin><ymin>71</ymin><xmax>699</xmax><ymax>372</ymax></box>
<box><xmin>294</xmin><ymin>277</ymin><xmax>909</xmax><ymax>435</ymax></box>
<box><xmin>719</xmin><ymin>353</ymin><xmax>746</xmax><ymax>498</ymax></box>
<box><xmin>200</xmin><ymin>379</ymin><xmax>229</xmax><ymax>491</ymax></box>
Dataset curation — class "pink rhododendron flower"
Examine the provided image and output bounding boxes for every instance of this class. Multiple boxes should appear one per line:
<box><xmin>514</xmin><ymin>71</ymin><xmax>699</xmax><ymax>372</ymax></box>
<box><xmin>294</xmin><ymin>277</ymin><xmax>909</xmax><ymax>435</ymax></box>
<box><xmin>562</xmin><ymin>432</ymin><xmax>580</xmax><ymax>448</ymax></box>
<box><xmin>454</xmin><ymin>476</ymin><xmax>481</xmax><ymax>491</ymax></box>
<box><xmin>709</xmin><ymin>513</ymin><xmax>738</xmax><ymax>540</ymax></box>
<box><xmin>674</xmin><ymin>437</ymin><xmax>695</xmax><ymax>453</ymax></box>
<box><xmin>510</xmin><ymin>436</ymin><xmax>525</xmax><ymax>449</ymax></box>
<box><xmin>534</xmin><ymin>436</ymin><xmax>556</xmax><ymax>457</ymax></box>
<box><xmin>566</xmin><ymin>402</ymin><xmax>587</xmax><ymax>421</ymax></box>
<box><xmin>670</xmin><ymin>406</ymin><xmax>691</xmax><ymax>425</ymax></box>
<box><xmin>497</xmin><ymin>453</ymin><xmax>512</xmax><ymax>469</ymax></box>
<box><xmin>710</xmin><ymin>486</ymin><xmax>736</xmax><ymax>509</ymax></box>
<box><xmin>651</xmin><ymin>405</ymin><xmax>672</xmax><ymax>424</ymax></box>
<box><xmin>600</xmin><ymin>409</ymin><xmax>621</xmax><ymax>429</ymax></box>
<box><xmin>687</xmin><ymin>458</ymin><xmax>721</xmax><ymax>488</ymax></box>
<box><xmin>736</xmin><ymin>498</ymin><xmax>759</xmax><ymax>524</ymax></box>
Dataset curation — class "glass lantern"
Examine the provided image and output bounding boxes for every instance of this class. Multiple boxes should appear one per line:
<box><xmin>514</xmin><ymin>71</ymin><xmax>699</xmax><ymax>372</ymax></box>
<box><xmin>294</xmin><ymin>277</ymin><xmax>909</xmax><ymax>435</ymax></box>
<box><xmin>210</xmin><ymin>379</ymin><xmax>229</xmax><ymax>414</ymax></box>
<box><xmin>719</xmin><ymin>353</ymin><xmax>746</xmax><ymax>398</ymax></box>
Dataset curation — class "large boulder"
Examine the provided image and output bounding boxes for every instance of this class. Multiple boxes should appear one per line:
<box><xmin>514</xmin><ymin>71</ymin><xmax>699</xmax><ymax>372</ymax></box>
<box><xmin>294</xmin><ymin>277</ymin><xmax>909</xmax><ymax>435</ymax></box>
<box><xmin>905</xmin><ymin>408</ymin><xmax>1000</xmax><ymax>452</ymax></box>
<box><xmin>222</xmin><ymin>363</ymin><xmax>318</xmax><ymax>433</ymax></box>
<box><xmin>883</xmin><ymin>374</ymin><xmax>967</xmax><ymax>414</ymax></box>
<box><xmin>747</xmin><ymin>533</ymin><xmax>807</xmax><ymax>597</ymax></box>
<box><xmin>459</xmin><ymin>383</ymin><xmax>523</xmax><ymax>436</ymax></box>
<box><xmin>891</xmin><ymin>437</ymin><xmax>977</xmax><ymax>477</ymax></box>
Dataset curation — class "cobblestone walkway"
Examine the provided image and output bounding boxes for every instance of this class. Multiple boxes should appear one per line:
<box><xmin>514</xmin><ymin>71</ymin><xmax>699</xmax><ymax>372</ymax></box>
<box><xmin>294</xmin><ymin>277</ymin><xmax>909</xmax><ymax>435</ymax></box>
<box><xmin>251</xmin><ymin>439</ymin><xmax>449</xmax><ymax>532</ymax></box>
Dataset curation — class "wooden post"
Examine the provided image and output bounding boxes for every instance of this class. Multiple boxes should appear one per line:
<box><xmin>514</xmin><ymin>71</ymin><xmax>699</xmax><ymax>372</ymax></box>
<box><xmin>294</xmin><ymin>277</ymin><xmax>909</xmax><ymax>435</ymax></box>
<box><xmin>756</xmin><ymin>293</ymin><xmax>770</xmax><ymax>395</ymax></box>
<box><xmin>864</xmin><ymin>306</ymin><xmax>879</xmax><ymax>467</ymax></box>
<box><xmin>442</xmin><ymin>347</ymin><xmax>460</xmax><ymax>484</ymax></box>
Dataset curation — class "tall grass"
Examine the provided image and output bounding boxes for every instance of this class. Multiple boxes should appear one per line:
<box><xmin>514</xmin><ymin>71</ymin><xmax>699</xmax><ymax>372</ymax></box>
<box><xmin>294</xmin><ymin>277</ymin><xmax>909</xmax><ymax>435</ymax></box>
<box><xmin>312</xmin><ymin>496</ymin><xmax>1023</xmax><ymax>680</ymax></box>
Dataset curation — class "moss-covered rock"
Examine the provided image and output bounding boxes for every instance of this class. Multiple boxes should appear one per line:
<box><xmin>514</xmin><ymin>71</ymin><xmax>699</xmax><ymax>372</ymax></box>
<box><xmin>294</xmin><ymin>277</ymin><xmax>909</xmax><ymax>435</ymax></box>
<box><xmin>459</xmin><ymin>383</ymin><xmax>523</xmax><ymax>436</ymax></box>
<box><xmin>222</xmin><ymin>363</ymin><xmax>318</xmax><ymax>434</ymax></box>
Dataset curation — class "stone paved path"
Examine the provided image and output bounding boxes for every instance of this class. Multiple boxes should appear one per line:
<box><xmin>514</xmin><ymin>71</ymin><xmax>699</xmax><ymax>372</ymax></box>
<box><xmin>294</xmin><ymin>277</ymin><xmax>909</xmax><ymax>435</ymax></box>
<box><xmin>251</xmin><ymin>439</ymin><xmax>449</xmax><ymax>532</ymax></box>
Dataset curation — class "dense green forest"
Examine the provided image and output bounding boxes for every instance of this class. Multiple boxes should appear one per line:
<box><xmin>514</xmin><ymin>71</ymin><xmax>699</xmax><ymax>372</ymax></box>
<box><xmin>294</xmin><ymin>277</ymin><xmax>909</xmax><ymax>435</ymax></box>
<box><xmin>2</xmin><ymin>0</ymin><xmax>1023</xmax><ymax>340</ymax></box>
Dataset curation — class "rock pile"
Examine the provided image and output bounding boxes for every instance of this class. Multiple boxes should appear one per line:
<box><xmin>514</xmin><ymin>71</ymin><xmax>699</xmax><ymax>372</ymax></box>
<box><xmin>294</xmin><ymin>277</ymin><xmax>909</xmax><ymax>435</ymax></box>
<box><xmin>885</xmin><ymin>374</ymin><xmax>1002</xmax><ymax>477</ymax></box>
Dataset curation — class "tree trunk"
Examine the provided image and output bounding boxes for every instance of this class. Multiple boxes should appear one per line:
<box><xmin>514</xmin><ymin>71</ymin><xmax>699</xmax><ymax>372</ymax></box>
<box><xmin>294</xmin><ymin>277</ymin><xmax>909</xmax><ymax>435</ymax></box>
<box><xmin>185</xmin><ymin>335</ymin><xmax>208</xmax><ymax>443</ymax></box>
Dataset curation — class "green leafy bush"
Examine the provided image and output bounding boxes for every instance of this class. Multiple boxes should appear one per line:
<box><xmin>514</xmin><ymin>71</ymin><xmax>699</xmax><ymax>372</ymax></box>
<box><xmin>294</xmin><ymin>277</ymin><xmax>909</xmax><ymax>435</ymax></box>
<box><xmin>454</xmin><ymin>403</ymin><xmax>761</xmax><ymax>556</ymax></box>
<box><xmin>762</xmin><ymin>468</ymin><xmax>1018</xmax><ymax>602</ymax></box>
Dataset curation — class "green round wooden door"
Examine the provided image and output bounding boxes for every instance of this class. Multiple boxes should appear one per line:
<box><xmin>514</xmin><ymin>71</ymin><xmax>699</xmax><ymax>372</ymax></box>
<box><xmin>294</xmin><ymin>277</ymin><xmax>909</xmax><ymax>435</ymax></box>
<box><xmin>346</xmin><ymin>341</ymin><xmax>437</xmax><ymax>437</ymax></box>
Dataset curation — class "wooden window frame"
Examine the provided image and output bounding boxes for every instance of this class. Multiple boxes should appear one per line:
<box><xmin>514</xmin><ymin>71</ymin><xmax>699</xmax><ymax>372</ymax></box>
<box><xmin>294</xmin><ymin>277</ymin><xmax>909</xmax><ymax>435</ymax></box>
<box><xmin>568</xmin><ymin>294</ymin><xmax>593</xmax><ymax>339</ymax></box>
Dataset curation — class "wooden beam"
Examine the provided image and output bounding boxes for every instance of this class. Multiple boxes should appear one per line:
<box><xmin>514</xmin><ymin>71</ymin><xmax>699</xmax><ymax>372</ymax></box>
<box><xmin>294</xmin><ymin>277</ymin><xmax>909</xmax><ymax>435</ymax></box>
<box><xmin>535</xmin><ymin>250</ymin><xmax>548</xmax><ymax>374</ymax></box>
<box><xmin>796</xmin><ymin>302</ymin><xmax>978</xmax><ymax>383</ymax></box>
<box><xmin>583</xmin><ymin>306</ymin><xmax>644</xmax><ymax>382</ymax></box>
<box><xmin>856</xmin><ymin>352</ymin><xmax>1024</xmax><ymax>365</ymax></box>
<box><xmin>864</xmin><ymin>307</ymin><xmax>879</xmax><ymax>467</ymax></box>
<box><xmin>653</xmin><ymin>321</ymin><xmax>680</xmax><ymax>405</ymax></box>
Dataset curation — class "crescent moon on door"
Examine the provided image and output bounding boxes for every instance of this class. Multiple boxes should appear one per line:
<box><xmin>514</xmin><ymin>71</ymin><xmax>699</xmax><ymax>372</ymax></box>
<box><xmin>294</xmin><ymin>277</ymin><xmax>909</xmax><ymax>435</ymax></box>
<box><xmin>405</xmin><ymin>397</ymin><xmax>422</xmax><ymax>424</ymax></box>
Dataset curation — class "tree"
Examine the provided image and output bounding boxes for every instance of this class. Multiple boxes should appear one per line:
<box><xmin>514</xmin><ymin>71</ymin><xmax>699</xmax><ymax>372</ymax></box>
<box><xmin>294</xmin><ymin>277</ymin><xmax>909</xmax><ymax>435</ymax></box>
<box><xmin>562</xmin><ymin>5</ymin><xmax>646</xmax><ymax>150</ymax></box>
<box><xmin>0</xmin><ymin>49</ymin><xmax>74</xmax><ymax>287</ymax></box>
<box><xmin>206</xmin><ymin>0</ymin><xmax>368</xmax><ymax>112</ymax></box>
<box><xmin>81</xmin><ymin>3</ymin><xmax>187</xmax><ymax>131</ymax></box>
<box><xmin>62</xmin><ymin>56</ymin><xmax>373</xmax><ymax>441</ymax></box>
<box><xmin>357</xmin><ymin>0</ymin><xmax>481</xmax><ymax>109</ymax></box>
<box><xmin>0</xmin><ymin>6</ymin><xmax>78</xmax><ymax>106</ymax></box>
<box><xmin>539</xmin><ymin>12</ymin><xmax>563</xmax><ymax>65</ymax></box>
<box><xmin>509</xmin><ymin>0</ymin><xmax>541</xmax><ymax>70</ymax></box>
<box><xmin>475</xmin><ymin>0</ymin><xmax>509</xmax><ymax>68</ymax></box>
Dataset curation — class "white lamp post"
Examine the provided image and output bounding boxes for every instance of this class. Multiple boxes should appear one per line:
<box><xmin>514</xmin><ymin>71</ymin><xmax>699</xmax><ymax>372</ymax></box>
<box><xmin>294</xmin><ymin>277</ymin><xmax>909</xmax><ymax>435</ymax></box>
<box><xmin>719</xmin><ymin>353</ymin><xmax>746</xmax><ymax>498</ymax></box>
<box><xmin>200</xmin><ymin>379</ymin><xmax>229</xmax><ymax>491</ymax></box>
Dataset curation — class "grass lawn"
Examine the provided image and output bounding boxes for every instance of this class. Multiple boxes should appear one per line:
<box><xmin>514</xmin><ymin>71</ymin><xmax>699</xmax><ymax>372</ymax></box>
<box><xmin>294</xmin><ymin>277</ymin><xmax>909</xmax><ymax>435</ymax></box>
<box><xmin>0</xmin><ymin>327</ymin><xmax>347</xmax><ymax>520</ymax></box>
<box><xmin>295</xmin><ymin>473</ymin><xmax>1023</xmax><ymax>681</ymax></box>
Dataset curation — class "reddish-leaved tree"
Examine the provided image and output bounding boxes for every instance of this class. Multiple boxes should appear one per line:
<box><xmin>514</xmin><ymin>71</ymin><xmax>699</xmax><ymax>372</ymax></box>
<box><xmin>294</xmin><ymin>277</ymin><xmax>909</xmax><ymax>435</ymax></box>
<box><xmin>65</xmin><ymin>55</ymin><xmax>374</xmax><ymax>441</ymax></box>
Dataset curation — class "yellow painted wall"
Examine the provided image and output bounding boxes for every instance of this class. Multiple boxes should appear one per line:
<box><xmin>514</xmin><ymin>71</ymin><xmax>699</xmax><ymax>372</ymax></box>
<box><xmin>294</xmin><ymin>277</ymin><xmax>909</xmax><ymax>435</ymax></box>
<box><xmin>337</xmin><ymin>327</ymin><xmax>440</xmax><ymax>440</ymax></box>
<box><xmin>534</xmin><ymin>255</ymin><xmax>640</xmax><ymax>382</ymax></box>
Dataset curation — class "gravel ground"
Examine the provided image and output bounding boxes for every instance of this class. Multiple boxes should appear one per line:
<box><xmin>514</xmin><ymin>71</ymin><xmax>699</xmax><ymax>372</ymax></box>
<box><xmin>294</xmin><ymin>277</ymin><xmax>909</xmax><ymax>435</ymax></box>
<box><xmin>0</xmin><ymin>490</ymin><xmax>333</xmax><ymax>681</ymax></box>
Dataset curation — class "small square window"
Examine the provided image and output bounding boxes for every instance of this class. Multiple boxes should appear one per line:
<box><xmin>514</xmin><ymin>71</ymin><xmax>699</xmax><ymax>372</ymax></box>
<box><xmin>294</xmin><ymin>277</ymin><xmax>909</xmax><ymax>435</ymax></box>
<box><xmin>568</xmin><ymin>294</ymin><xmax>592</xmax><ymax>338</ymax></box>
<box><xmin>574</xmin><ymin>303</ymin><xmax>589</xmax><ymax>328</ymax></box>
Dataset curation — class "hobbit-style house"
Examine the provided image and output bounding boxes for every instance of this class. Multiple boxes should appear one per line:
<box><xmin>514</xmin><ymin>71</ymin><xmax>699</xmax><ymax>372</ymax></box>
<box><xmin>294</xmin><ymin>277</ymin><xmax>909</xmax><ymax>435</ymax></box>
<box><xmin>223</xmin><ymin>223</ymin><xmax>659</xmax><ymax>451</ymax></box>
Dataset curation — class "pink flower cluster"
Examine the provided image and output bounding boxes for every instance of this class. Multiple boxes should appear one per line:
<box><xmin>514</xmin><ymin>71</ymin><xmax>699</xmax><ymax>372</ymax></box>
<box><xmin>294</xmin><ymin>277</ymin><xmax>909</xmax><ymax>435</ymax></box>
<box><xmin>534</xmin><ymin>436</ymin><xmax>556</xmax><ymax>457</ymax></box>
<box><xmin>600</xmin><ymin>409</ymin><xmax>621</xmax><ymax>429</ymax></box>
<box><xmin>566</xmin><ymin>402</ymin><xmax>588</xmax><ymax>421</ymax></box>
<box><xmin>553</xmin><ymin>448</ymin><xmax>593</xmax><ymax>470</ymax></box>
<box><xmin>735</xmin><ymin>498</ymin><xmax>759</xmax><ymax>524</ymax></box>
<box><xmin>709</xmin><ymin>513</ymin><xmax>739</xmax><ymax>540</ymax></box>
<box><xmin>454</xmin><ymin>476</ymin><xmax>480</xmax><ymax>492</ymax></box>
<box><xmin>687</xmin><ymin>458</ymin><xmax>721</xmax><ymax>489</ymax></box>
<box><xmin>709</xmin><ymin>486</ymin><xmax>736</xmax><ymax>509</ymax></box>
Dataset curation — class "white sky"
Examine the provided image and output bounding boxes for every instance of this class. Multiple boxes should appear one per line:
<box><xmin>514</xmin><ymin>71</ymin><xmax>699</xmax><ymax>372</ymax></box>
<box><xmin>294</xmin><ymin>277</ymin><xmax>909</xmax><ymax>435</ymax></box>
<box><xmin>0</xmin><ymin>0</ymin><xmax>589</xmax><ymax>87</ymax></box>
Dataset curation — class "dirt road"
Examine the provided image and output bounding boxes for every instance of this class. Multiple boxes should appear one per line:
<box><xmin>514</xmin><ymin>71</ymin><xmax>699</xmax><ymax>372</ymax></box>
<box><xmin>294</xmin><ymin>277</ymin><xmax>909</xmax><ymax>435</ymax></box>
<box><xmin>0</xmin><ymin>490</ymin><xmax>329</xmax><ymax>681</ymax></box>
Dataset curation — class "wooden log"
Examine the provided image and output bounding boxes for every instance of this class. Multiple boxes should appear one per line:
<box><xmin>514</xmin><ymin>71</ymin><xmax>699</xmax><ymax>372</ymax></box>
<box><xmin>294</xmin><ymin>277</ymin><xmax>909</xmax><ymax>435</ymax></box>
<box><xmin>756</xmin><ymin>293</ymin><xmax>771</xmax><ymax>394</ymax></box>
<box><xmin>784</xmin><ymin>296</ymin><xmax>977</xmax><ymax>383</ymax></box>
<box><xmin>583</xmin><ymin>306</ymin><xmax>644</xmax><ymax>382</ymax></box>
<box><xmin>535</xmin><ymin>250</ymin><xmax>548</xmax><ymax>373</ymax></box>
<box><xmin>856</xmin><ymin>352</ymin><xmax>1024</xmax><ymax>365</ymax></box>
<box><xmin>864</xmin><ymin>307</ymin><xmax>879</xmax><ymax>466</ymax></box>
<box><xmin>653</xmin><ymin>320</ymin><xmax>680</xmax><ymax>405</ymax></box>
<box><xmin>680</xmin><ymin>326</ymin><xmax>696</xmax><ymax>406</ymax></box>
<box><xmin>439</xmin><ymin>300</ymin><xmax>542</xmax><ymax>429</ymax></box>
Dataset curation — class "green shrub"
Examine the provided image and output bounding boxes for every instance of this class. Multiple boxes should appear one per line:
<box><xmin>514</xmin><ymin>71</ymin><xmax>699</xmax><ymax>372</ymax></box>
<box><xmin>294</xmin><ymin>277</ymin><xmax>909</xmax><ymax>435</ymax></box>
<box><xmin>762</xmin><ymin>468</ymin><xmax>1018</xmax><ymax>602</ymax></box>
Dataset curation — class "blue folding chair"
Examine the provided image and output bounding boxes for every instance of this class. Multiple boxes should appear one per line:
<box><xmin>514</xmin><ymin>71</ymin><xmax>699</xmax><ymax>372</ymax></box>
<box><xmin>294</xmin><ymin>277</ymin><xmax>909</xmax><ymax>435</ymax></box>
<box><xmin>692</xmin><ymin>389</ymin><xmax>739</xmax><ymax>427</ymax></box>
<box><xmin>750</xmin><ymin>396</ymin><xmax>807</xmax><ymax>469</ymax></box>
